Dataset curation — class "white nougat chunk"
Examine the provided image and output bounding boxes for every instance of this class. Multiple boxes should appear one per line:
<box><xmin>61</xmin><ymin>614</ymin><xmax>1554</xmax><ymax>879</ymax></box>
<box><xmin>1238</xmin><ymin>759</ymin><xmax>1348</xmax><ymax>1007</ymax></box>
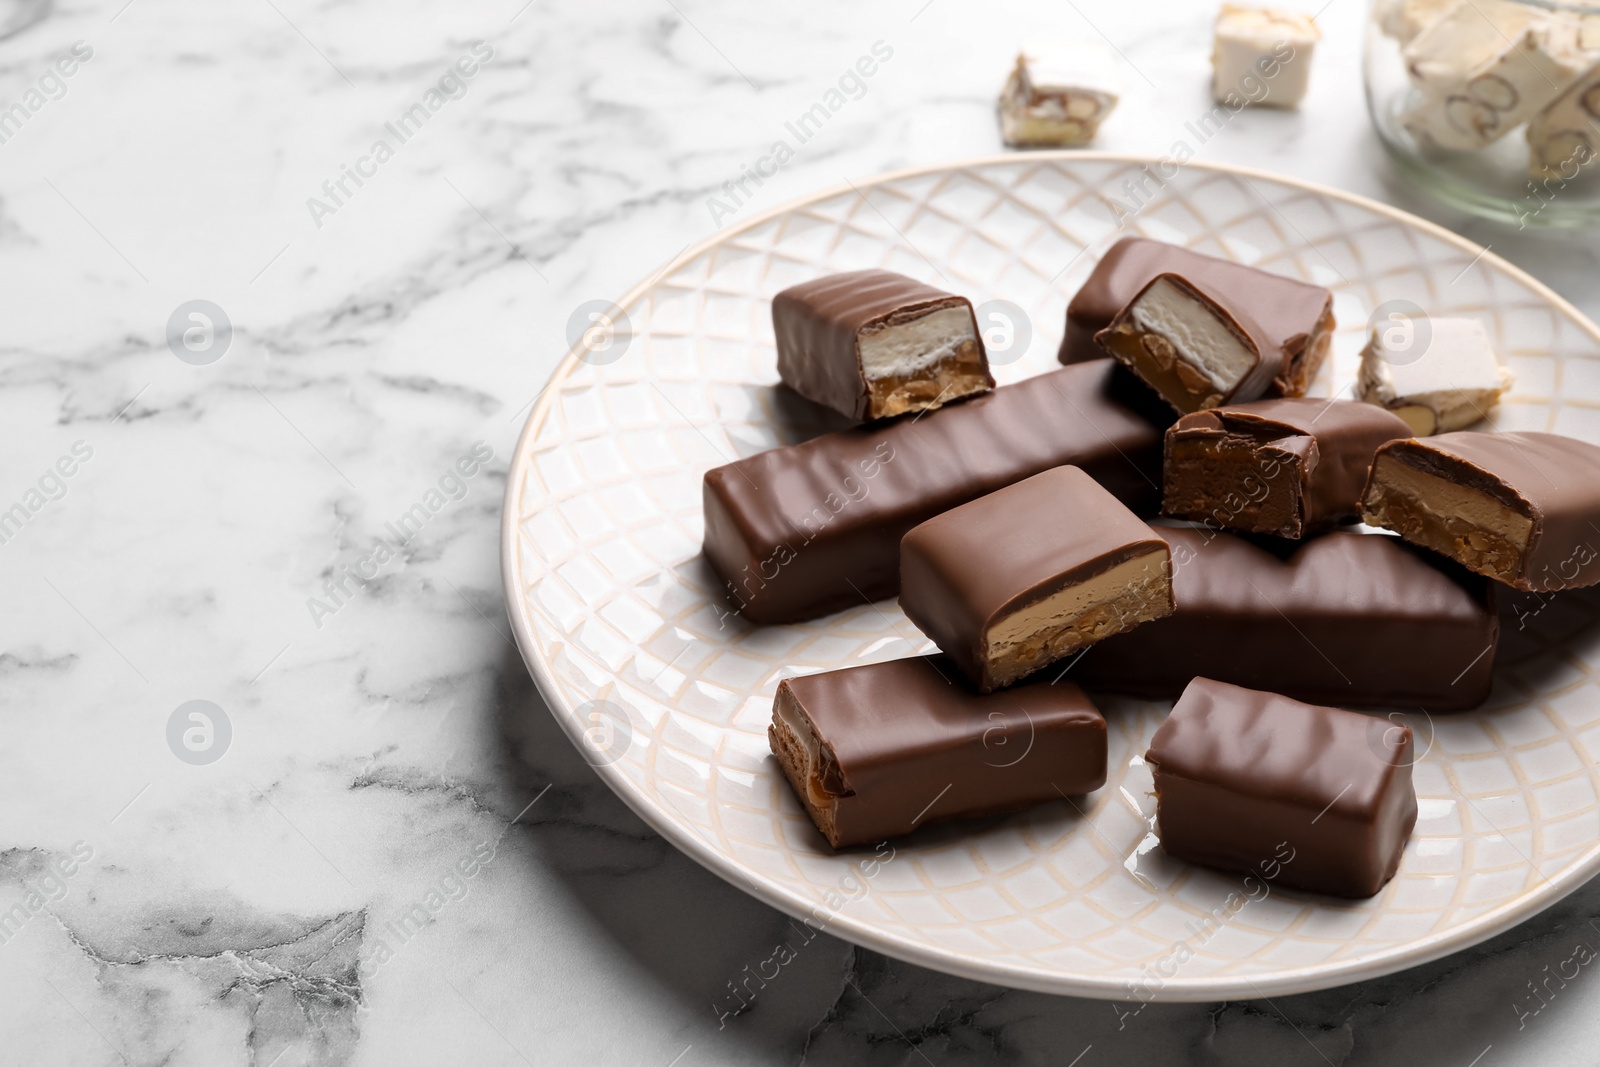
<box><xmin>1211</xmin><ymin>4</ymin><xmax>1320</xmax><ymax>109</ymax></box>
<box><xmin>1401</xmin><ymin>1</ymin><xmax>1587</xmax><ymax>150</ymax></box>
<box><xmin>1356</xmin><ymin>317</ymin><xmax>1515</xmax><ymax>435</ymax></box>
<box><xmin>1527</xmin><ymin>58</ymin><xmax>1600</xmax><ymax>179</ymax></box>
<box><xmin>998</xmin><ymin>39</ymin><xmax>1121</xmax><ymax>147</ymax></box>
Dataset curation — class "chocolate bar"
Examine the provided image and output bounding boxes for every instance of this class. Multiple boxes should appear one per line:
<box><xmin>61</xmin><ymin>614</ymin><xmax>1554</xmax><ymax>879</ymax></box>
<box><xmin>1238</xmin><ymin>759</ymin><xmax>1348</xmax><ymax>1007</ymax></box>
<box><xmin>1146</xmin><ymin>677</ymin><xmax>1417</xmax><ymax>899</ymax></box>
<box><xmin>702</xmin><ymin>359</ymin><xmax>1168</xmax><ymax>625</ymax></box>
<box><xmin>769</xmin><ymin>655</ymin><xmax>1107</xmax><ymax>848</ymax></box>
<box><xmin>1163</xmin><ymin>398</ymin><xmax>1413</xmax><ymax>538</ymax></box>
<box><xmin>1362</xmin><ymin>431</ymin><xmax>1600</xmax><ymax>592</ymax></box>
<box><xmin>900</xmin><ymin>466</ymin><xmax>1173</xmax><ymax>692</ymax></box>
<box><xmin>1096</xmin><ymin>272</ymin><xmax>1277</xmax><ymax>414</ymax></box>
<box><xmin>773</xmin><ymin>270</ymin><xmax>993</xmax><ymax>422</ymax></box>
<box><xmin>1058</xmin><ymin>237</ymin><xmax>1335</xmax><ymax>394</ymax></box>
<box><xmin>1070</xmin><ymin>526</ymin><xmax>1499</xmax><ymax>710</ymax></box>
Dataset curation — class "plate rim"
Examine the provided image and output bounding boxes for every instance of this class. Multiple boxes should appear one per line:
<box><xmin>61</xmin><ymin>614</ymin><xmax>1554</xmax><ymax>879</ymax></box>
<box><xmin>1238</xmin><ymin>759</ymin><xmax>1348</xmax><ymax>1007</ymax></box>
<box><xmin>500</xmin><ymin>151</ymin><xmax>1600</xmax><ymax>1001</ymax></box>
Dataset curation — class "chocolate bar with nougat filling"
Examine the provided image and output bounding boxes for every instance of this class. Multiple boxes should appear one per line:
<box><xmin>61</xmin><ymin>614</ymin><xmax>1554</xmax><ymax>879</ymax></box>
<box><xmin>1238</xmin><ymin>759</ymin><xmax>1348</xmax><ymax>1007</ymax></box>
<box><xmin>899</xmin><ymin>466</ymin><xmax>1174</xmax><ymax>692</ymax></box>
<box><xmin>1059</xmin><ymin>236</ymin><xmax>1334</xmax><ymax>399</ymax></box>
<box><xmin>769</xmin><ymin>655</ymin><xmax>1107</xmax><ymax>848</ymax></box>
<box><xmin>1361</xmin><ymin>431</ymin><xmax>1600</xmax><ymax>591</ymax></box>
<box><xmin>773</xmin><ymin>270</ymin><xmax>994</xmax><ymax>422</ymax></box>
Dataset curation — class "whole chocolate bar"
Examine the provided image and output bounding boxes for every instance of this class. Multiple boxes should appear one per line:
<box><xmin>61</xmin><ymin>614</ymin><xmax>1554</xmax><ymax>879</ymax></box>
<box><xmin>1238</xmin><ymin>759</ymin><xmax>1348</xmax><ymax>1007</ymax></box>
<box><xmin>1146</xmin><ymin>677</ymin><xmax>1417</xmax><ymax>899</ymax></box>
<box><xmin>703</xmin><ymin>360</ymin><xmax>1168</xmax><ymax>625</ymax></box>
<box><xmin>1163</xmin><ymin>398</ymin><xmax>1413</xmax><ymax>538</ymax></box>
<box><xmin>1362</xmin><ymin>431</ymin><xmax>1600</xmax><ymax>592</ymax></box>
<box><xmin>773</xmin><ymin>270</ymin><xmax>993</xmax><ymax>422</ymax></box>
<box><xmin>900</xmin><ymin>466</ymin><xmax>1174</xmax><ymax>692</ymax></box>
<box><xmin>770</xmin><ymin>655</ymin><xmax>1107</xmax><ymax>848</ymax></box>
<box><xmin>1070</xmin><ymin>526</ymin><xmax>1498</xmax><ymax>710</ymax></box>
<box><xmin>1059</xmin><ymin>236</ymin><xmax>1335</xmax><ymax>398</ymax></box>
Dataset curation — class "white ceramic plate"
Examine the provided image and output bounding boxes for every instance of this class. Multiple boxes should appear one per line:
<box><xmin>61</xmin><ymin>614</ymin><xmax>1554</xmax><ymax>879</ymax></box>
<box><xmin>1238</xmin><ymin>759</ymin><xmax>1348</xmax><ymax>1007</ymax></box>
<box><xmin>501</xmin><ymin>155</ymin><xmax>1600</xmax><ymax>1001</ymax></box>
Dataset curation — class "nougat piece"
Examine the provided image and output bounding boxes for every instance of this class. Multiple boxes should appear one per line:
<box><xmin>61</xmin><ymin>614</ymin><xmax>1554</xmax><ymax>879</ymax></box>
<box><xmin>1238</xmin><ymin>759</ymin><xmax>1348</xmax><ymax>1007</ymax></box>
<box><xmin>769</xmin><ymin>655</ymin><xmax>1107</xmax><ymax>848</ymax></box>
<box><xmin>1096</xmin><ymin>273</ymin><xmax>1274</xmax><ymax>414</ymax></box>
<box><xmin>1163</xmin><ymin>398</ymin><xmax>1413</xmax><ymax>538</ymax></box>
<box><xmin>998</xmin><ymin>39</ymin><xmax>1121</xmax><ymax>148</ymax></box>
<box><xmin>899</xmin><ymin>466</ymin><xmax>1174</xmax><ymax>692</ymax></box>
<box><xmin>1211</xmin><ymin>4</ymin><xmax>1320</xmax><ymax>108</ymax></box>
<box><xmin>1146</xmin><ymin>677</ymin><xmax>1418</xmax><ymax>899</ymax></box>
<box><xmin>1356</xmin><ymin>316</ymin><xmax>1514</xmax><ymax>435</ymax></box>
<box><xmin>772</xmin><ymin>270</ymin><xmax>993</xmax><ymax>422</ymax></box>
<box><xmin>1401</xmin><ymin>1</ymin><xmax>1587</xmax><ymax>150</ymax></box>
<box><xmin>1362</xmin><ymin>431</ymin><xmax>1600</xmax><ymax>591</ymax></box>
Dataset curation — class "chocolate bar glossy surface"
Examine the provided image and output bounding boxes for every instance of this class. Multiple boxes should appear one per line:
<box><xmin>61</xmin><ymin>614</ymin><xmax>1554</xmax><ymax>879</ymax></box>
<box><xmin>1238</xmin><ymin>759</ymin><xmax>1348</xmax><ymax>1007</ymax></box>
<box><xmin>1070</xmin><ymin>526</ymin><xmax>1498</xmax><ymax>710</ymax></box>
<box><xmin>1164</xmin><ymin>398</ymin><xmax>1413</xmax><ymax>538</ymax></box>
<box><xmin>1146</xmin><ymin>677</ymin><xmax>1417</xmax><ymax>899</ymax></box>
<box><xmin>770</xmin><ymin>655</ymin><xmax>1106</xmax><ymax>848</ymax></box>
<box><xmin>900</xmin><ymin>466</ymin><xmax>1173</xmax><ymax>692</ymax></box>
<box><xmin>773</xmin><ymin>269</ymin><xmax>993</xmax><ymax>422</ymax></box>
<box><xmin>703</xmin><ymin>360</ymin><xmax>1168</xmax><ymax>625</ymax></box>
<box><xmin>1060</xmin><ymin>236</ymin><xmax>1334</xmax><ymax>396</ymax></box>
<box><xmin>1362</xmin><ymin>431</ymin><xmax>1600</xmax><ymax>592</ymax></box>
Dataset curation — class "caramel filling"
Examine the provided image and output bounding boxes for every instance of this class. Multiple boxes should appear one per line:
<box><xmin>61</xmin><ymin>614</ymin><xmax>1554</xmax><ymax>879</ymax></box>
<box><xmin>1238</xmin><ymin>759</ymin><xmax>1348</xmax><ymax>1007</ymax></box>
<box><xmin>982</xmin><ymin>550</ymin><xmax>1173</xmax><ymax>689</ymax></box>
<box><xmin>1362</xmin><ymin>454</ymin><xmax>1533</xmax><ymax>584</ymax></box>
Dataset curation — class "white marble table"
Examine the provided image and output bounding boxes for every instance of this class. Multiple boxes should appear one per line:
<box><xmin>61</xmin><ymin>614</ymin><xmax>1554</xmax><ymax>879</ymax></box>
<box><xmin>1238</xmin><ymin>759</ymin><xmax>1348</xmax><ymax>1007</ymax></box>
<box><xmin>4</xmin><ymin>0</ymin><xmax>1600</xmax><ymax>1063</ymax></box>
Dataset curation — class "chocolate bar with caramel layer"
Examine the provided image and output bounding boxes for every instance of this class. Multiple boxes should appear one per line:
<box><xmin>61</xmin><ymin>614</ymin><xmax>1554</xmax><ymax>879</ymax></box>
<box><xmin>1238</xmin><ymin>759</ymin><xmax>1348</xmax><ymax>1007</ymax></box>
<box><xmin>899</xmin><ymin>466</ymin><xmax>1174</xmax><ymax>692</ymax></box>
<box><xmin>773</xmin><ymin>270</ymin><xmax>993</xmax><ymax>422</ymax></box>
<box><xmin>1362</xmin><ymin>431</ymin><xmax>1600</xmax><ymax>592</ymax></box>
<box><xmin>1163</xmin><ymin>398</ymin><xmax>1412</xmax><ymax>538</ymax></box>
<box><xmin>1060</xmin><ymin>236</ymin><xmax>1334</xmax><ymax>399</ymax></box>
<box><xmin>770</xmin><ymin>655</ymin><xmax>1107</xmax><ymax>848</ymax></box>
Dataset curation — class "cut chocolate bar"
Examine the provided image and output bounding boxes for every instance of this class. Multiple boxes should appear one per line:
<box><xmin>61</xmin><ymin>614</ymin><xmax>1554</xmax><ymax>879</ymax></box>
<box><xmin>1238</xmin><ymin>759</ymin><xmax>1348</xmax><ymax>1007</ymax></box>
<box><xmin>1070</xmin><ymin>525</ymin><xmax>1499</xmax><ymax>710</ymax></box>
<box><xmin>899</xmin><ymin>466</ymin><xmax>1174</xmax><ymax>692</ymax></box>
<box><xmin>703</xmin><ymin>359</ymin><xmax>1168</xmax><ymax>625</ymax></box>
<box><xmin>1163</xmin><ymin>398</ymin><xmax>1413</xmax><ymax>537</ymax></box>
<box><xmin>1146</xmin><ymin>677</ymin><xmax>1417</xmax><ymax>899</ymax></box>
<box><xmin>1059</xmin><ymin>237</ymin><xmax>1335</xmax><ymax>394</ymax></box>
<box><xmin>1096</xmin><ymin>272</ymin><xmax>1273</xmax><ymax>414</ymax></box>
<box><xmin>1361</xmin><ymin>431</ymin><xmax>1600</xmax><ymax>591</ymax></box>
<box><xmin>773</xmin><ymin>270</ymin><xmax>993</xmax><ymax>422</ymax></box>
<box><xmin>770</xmin><ymin>655</ymin><xmax>1107</xmax><ymax>848</ymax></box>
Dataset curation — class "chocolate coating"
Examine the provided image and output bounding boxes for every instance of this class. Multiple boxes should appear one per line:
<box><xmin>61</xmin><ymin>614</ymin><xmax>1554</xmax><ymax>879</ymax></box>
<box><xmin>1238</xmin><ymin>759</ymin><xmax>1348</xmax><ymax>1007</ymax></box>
<box><xmin>703</xmin><ymin>360</ymin><xmax>1168</xmax><ymax>625</ymax></box>
<box><xmin>1363</xmin><ymin>432</ymin><xmax>1600</xmax><ymax>592</ymax></box>
<box><xmin>773</xmin><ymin>269</ymin><xmax>992</xmax><ymax>422</ymax></box>
<box><xmin>1164</xmin><ymin>398</ymin><xmax>1413</xmax><ymax>537</ymax></box>
<box><xmin>771</xmin><ymin>655</ymin><xmax>1107</xmax><ymax>848</ymax></box>
<box><xmin>1060</xmin><ymin>236</ymin><xmax>1334</xmax><ymax>396</ymax></box>
<box><xmin>1146</xmin><ymin>677</ymin><xmax>1417</xmax><ymax>899</ymax></box>
<box><xmin>1070</xmin><ymin>526</ymin><xmax>1499</xmax><ymax>710</ymax></box>
<box><xmin>900</xmin><ymin>466</ymin><xmax>1172</xmax><ymax>691</ymax></box>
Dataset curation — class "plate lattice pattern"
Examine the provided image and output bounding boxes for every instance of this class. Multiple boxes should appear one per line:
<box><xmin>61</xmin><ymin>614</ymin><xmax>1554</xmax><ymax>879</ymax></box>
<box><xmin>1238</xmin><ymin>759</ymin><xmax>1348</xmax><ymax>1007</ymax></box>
<box><xmin>507</xmin><ymin>158</ymin><xmax>1600</xmax><ymax>999</ymax></box>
